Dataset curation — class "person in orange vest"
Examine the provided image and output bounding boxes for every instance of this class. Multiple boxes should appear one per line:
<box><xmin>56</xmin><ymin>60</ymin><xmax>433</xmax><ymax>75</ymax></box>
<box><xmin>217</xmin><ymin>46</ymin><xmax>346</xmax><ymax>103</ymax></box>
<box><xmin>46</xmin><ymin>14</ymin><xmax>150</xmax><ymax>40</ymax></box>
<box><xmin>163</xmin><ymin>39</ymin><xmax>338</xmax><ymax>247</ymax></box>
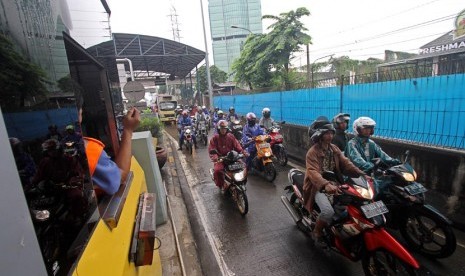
<box><xmin>78</xmin><ymin>100</ymin><xmax>140</xmax><ymax>195</ymax></box>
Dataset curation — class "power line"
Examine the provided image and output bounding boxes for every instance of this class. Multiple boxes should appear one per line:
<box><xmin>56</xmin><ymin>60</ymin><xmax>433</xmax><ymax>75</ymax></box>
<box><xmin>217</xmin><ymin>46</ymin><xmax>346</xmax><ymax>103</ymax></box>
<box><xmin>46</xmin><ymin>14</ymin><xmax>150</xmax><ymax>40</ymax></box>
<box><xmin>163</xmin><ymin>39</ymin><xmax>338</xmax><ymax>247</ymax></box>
<box><xmin>322</xmin><ymin>0</ymin><xmax>439</xmax><ymax>38</ymax></box>
<box><xmin>311</xmin><ymin>13</ymin><xmax>457</xmax><ymax>53</ymax></box>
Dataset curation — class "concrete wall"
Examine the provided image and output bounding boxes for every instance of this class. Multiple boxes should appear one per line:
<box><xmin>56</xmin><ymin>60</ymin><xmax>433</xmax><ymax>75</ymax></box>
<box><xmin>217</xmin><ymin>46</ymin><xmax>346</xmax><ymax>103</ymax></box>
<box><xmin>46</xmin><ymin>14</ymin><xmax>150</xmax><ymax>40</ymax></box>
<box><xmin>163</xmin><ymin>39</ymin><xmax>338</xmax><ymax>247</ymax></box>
<box><xmin>281</xmin><ymin>123</ymin><xmax>465</xmax><ymax>229</ymax></box>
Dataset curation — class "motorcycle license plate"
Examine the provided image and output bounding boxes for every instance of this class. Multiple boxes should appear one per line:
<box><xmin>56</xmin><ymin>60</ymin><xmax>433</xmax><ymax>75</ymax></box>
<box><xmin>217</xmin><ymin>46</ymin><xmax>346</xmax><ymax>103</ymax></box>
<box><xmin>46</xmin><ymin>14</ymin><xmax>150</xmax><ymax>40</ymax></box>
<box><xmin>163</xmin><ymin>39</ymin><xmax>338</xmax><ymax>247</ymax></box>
<box><xmin>274</xmin><ymin>135</ymin><xmax>283</xmax><ymax>139</ymax></box>
<box><xmin>228</xmin><ymin>163</ymin><xmax>243</xmax><ymax>170</ymax></box>
<box><xmin>259</xmin><ymin>143</ymin><xmax>270</xmax><ymax>149</ymax></box>
<box><xmin>404</xmin><ymin>182</ymin><xmax>427</xmax><ymax>195</ymax></box>
<box><xmin>361</xmin><ymin>201</ymin><xmax>389</xmax><ymax>219</ymax></box>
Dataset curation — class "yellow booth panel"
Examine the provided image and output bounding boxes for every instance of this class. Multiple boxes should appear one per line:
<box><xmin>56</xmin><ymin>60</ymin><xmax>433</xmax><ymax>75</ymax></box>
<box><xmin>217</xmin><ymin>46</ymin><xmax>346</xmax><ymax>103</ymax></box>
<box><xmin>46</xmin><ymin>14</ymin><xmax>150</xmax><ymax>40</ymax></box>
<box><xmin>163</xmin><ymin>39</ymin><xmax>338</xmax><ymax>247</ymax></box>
<box><xmin>73</xmin><ymin>157</ymin><xmax>162</xmax><ymax>276</ymax></box>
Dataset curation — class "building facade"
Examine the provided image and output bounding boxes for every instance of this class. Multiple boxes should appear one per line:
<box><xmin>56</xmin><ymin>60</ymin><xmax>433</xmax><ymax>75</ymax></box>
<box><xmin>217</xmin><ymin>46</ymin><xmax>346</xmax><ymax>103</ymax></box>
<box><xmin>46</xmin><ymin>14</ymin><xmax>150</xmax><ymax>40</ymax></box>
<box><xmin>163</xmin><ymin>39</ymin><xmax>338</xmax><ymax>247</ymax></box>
<box><xmin>208</xmin><ymin>0</ymin><xmax>262</xmax><ymax>79</ymax></box>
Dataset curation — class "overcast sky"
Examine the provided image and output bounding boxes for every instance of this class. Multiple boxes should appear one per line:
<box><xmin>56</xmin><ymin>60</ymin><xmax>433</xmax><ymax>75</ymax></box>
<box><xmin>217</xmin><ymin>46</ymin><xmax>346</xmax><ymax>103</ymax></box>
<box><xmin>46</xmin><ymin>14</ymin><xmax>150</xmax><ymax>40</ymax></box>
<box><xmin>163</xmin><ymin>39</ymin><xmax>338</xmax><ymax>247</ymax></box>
<box><xmin>68</xmin><ymin>0</ymin><xmax>464</xmax><ymax>66</ymax></box>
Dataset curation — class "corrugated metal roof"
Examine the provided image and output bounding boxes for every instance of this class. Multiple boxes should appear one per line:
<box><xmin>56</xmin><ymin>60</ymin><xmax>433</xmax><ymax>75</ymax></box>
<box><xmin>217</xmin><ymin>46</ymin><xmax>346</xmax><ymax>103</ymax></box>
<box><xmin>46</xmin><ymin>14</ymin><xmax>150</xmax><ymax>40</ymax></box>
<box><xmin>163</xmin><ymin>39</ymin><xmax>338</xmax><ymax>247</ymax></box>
<box><xmin>86</xmin><ymin>33</ymin><xmax>206</xmax><ymax>82</ymax></box>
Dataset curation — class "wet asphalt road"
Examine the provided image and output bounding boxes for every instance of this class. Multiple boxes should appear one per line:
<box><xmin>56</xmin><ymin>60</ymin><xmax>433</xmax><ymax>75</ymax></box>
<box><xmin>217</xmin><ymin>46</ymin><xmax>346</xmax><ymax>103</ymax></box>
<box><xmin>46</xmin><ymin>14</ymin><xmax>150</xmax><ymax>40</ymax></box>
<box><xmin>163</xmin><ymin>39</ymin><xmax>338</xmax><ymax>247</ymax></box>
<box><xmin>166</xmin><ymin>125</ymin><xmax>465</xmax><ymax>276</ymax></box>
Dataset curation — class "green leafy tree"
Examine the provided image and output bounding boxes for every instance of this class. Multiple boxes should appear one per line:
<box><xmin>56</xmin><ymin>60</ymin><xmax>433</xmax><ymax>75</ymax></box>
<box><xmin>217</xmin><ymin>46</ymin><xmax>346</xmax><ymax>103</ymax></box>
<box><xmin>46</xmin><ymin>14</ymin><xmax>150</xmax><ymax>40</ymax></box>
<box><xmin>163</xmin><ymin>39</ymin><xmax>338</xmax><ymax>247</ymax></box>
<box><xmin>232</xmin><ymin>7</ymin><xmax>312</xmax><ymax>90</ymax></box>
<box><xmin>197</xmin><ymin>65</ymin><xmax>227</xmax><ymax>94</ymax></box>
<box><xmin>0</xmin><ymin>33</ymin><xmax>48</xmax><ymax>111</ymax></box>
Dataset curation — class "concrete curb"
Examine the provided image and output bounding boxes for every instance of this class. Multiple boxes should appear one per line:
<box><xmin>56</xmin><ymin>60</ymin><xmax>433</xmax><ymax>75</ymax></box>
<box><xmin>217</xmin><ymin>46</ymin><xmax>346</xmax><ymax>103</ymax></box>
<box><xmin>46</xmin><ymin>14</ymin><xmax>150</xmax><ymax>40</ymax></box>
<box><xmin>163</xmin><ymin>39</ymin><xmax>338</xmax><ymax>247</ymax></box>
<box><xmin>163</xmin><ymin>131</ymin><xmax>226</xmax><ymax>276</ymax></box>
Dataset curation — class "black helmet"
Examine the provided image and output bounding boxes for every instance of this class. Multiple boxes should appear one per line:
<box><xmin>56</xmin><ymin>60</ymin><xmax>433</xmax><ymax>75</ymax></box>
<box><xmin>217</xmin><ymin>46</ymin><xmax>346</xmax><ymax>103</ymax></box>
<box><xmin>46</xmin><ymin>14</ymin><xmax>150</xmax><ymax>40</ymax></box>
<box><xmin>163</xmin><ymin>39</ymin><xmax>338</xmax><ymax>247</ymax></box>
<box><xmin>308</xmin><ymin>116</ymin><xmax>335</xmax><ymax>143</ymax></box>
<box><xmin>332</xmin><ymin>113</ymin><xmax>350</xmax><ymax>130</ymax></box>
<box><xmin>229</xmin><ymin>106</ymin><xmax>235</xmax><ymax>112</ymax></box>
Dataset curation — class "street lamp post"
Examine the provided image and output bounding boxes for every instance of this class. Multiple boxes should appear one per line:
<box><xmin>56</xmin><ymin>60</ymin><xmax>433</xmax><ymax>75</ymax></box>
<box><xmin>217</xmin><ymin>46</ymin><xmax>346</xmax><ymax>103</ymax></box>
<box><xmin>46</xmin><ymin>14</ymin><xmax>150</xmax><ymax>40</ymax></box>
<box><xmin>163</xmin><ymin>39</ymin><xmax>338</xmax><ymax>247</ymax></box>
<box><xmin>311</xmin><ymin>54</ymin><xmax>334</xmax><ymax>88</ymax></box>
<box><xmin>199</xmin><ymin>0</ymin><xmax>213</xmax><ymax>109</ymax></box>
<box><xmin>230</xmin><ymin>25</ymin><xmax>252</xmax><ymax>34</ymax></box>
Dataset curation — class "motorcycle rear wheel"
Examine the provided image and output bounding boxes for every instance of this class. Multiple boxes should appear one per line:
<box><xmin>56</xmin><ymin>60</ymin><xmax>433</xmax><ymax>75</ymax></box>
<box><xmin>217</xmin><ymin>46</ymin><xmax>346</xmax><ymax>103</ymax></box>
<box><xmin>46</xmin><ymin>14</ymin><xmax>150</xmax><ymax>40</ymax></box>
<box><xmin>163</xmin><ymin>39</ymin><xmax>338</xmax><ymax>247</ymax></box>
<box><xmin>232</xmin><ymin>187</ymin><xmax>248</xmax><ymax>216</ymax></box>
<box><xmin>264</xmin><ymin>163</ymin><xmax>277</xmax><ymax>182</ymax></box>
<box><xmin>362</xmin><ymin>249</ymin><xmax>419</xmax><ymax>276</ymax></box>
<box><xmin>399</xmin><ymin>211</ymin><xmax>456</xmax><ymax>258</ymax></box>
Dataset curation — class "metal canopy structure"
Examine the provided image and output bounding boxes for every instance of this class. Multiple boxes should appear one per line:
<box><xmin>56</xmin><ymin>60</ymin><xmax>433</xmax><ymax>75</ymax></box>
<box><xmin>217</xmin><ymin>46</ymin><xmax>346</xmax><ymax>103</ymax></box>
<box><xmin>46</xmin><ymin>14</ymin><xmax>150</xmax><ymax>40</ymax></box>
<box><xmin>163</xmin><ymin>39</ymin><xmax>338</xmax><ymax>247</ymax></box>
<box><xmin>86</xmin><ymin>33</ymin><xmax>206</xmax><ymax>83</ymax></box>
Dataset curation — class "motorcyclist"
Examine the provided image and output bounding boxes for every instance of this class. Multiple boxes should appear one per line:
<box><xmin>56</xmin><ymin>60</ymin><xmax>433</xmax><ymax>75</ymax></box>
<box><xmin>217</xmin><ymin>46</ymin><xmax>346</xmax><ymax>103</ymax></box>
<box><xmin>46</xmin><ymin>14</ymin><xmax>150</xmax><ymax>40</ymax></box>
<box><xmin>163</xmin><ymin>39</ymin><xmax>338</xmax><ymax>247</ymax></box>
<box><xmin>213</xmin><ymin>110</ymin><xmax>226</xmax><ymax>132</ymax></box>
<box><xmin>208</xmin><ymin>120</ymin><xmax>248</xmax><ymax>190</ymax></box>
<box><xmin>177</xmin><ymin>110</ymin><xmax>197</xmax><ymax>150</ymax></box>
<box><xmin>241</xmin><ymin>112</ymin><xmax>265</xmax><ymax>171</ymax></box>
<box><xmin>46</xmin><ymin>124</ymin><xmax>62</xmax><ymax>141</ymax></box>
<box><xmin>331</xmin><ymin>113</ymin><xmax>351</xmax><ymax>152</ymax></box>
<box><xmin>61</xmin><ymin>124</ymin><xmax>84</xmax><ymax>156</ymax></box>
<box><xmin>9</xmin><ymin>137</ymin><xmax>36</xmax><ymax>189</ymax></box>
<box><xmin>346</xmin><ymin>116</ymin><xmax>401</xmax><ymax>193</ymax></box>
<box><xmin>227</xmin><ymin>106</ymin><xmax>239</xmax><ymax>123</ymax></box>
<box><xmin>304</xmin><ymin>117</ymin><xmax>365</xmax><ymax>248</ymax></box>
<box><xmin>258</xmin><ymin>107</ymin><xmax>275</xmax><ymax>130</ymax></box>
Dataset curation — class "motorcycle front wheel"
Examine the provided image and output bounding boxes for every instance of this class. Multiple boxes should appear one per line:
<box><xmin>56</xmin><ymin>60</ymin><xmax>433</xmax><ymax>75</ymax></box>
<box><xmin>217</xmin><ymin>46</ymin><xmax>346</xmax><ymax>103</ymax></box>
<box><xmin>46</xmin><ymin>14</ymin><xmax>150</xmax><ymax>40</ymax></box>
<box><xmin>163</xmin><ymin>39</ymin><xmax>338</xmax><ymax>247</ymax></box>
<box><xmin>232</xmin><ymin>186</ymin><xmax>248</xmax><ymax>216</ymax></box>
<box><xmin>203</xmin><ymin>134</ymin><xmax>208</xmax><ymax>146</ymax></box>
<box><xmin>264</xmin><ymin>163</ymin><xmax>277</xmax><ymax>182</ymax></box>
<box><xmin>399</xmin><ymin>210</ymin><xmax>456</xmax><ymax>258</ymax></box>
<box><xmin>362</xmin><ymin>249</ymin><xmax>419</xmax><ymax>276</ymax></box>
<box><xmin>275</xmin><ymin>146</ymin><xmax>288</xmax><ymax>166</ymax></box>
<box><xmin>187</xmin><ymin>142</ymin><xmax>193</xmax><ymax>155</ymax></box>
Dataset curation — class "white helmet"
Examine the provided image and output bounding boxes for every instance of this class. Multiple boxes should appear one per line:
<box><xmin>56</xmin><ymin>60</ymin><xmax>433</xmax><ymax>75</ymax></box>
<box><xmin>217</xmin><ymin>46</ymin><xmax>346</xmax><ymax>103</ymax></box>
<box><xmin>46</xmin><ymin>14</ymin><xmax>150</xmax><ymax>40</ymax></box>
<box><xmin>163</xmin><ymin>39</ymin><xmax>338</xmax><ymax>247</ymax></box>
<box><xmin>353</xmin><ymin>117</ymin><xmax>376</xmax><ymax>136</ymax></box>
<box><xmin>202</xmin><ymin>105</ymin><xmax>207</xmax><ymax>110</ymax></box>
<box><xmin>262</xmin><ymin>107</ymin><xmax>271</xmax><ymax>118</ymax></box>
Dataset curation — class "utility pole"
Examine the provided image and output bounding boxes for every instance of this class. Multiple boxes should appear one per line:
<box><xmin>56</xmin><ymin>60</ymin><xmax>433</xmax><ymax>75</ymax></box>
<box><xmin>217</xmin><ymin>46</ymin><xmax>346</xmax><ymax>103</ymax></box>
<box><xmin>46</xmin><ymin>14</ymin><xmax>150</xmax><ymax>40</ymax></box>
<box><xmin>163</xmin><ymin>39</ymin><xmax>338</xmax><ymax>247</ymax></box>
<box><xmin>199</xmin><ymin>0</ymin><xmax>213</xmax><ymax>108</ymax></box>
<box><xmin>306</xmin><ymin>44</ymin><xmax>310</xmax><ymax>83</ymax></box>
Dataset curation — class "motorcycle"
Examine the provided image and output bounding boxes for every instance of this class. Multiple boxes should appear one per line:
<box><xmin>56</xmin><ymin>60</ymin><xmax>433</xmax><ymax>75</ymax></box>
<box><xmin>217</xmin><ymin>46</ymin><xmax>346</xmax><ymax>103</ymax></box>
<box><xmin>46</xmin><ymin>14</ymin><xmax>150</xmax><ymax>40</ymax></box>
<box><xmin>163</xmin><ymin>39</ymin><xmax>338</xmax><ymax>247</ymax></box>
<box><xmin>230</xmin><ymin>119</ymin><xmax>243</xmax><ymax>142</ymax></box>
<box><xmin>26</xmin><ymin>180</ymin><xmax>83</xmax><ymax>276</ymax></box>
<box><xmin>63</xmin><ymin>141</ymin><xmax>78</xmax><ymax>157</ymax></box>
<box><xmin>246</xmin><ymin>134</ymin><xmax>277</xmax><ymax>182</ymax></box>
<box><xmin>181</xmin><ymin>126</ymin><xmax>195</xmax><ymax>155</ymax></box>
<box><xmin>281</xmin><ymin>168</ymin><xmax>420</xmax><ymax>275</ymax></box>
<box><xmin>205</xmin><ymin>114</ymin><xmax>211</xmax><ymax>132</ymax></box>
<box><xmin>197</xmin><ymin>120</ymin><xmax>208</xmax><ymax>146</ymax></box>
<box><xmin>373</xmin><ymin>151</ymin><xmax>456</xmax><ymax>258</ymax></box>
<box><xmin>209</xmin><ymin>149</ymin><xmax>248</xmax><ymax>215</ymax></box>
<box><xmin>266</xmin><ymin>121</ymin><xmax>288</xmax><ymax>166</ymax></box>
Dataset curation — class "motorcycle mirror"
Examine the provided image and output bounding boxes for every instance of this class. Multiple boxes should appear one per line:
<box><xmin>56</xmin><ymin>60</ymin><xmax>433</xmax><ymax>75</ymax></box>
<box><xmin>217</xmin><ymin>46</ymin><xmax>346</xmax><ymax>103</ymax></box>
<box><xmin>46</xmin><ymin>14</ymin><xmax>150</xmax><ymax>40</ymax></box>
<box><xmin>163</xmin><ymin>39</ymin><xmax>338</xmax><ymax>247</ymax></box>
<box><xmin>404</xmin><ymin>150</ymin><xmax>411</xmax><ymax>163</ymax></box>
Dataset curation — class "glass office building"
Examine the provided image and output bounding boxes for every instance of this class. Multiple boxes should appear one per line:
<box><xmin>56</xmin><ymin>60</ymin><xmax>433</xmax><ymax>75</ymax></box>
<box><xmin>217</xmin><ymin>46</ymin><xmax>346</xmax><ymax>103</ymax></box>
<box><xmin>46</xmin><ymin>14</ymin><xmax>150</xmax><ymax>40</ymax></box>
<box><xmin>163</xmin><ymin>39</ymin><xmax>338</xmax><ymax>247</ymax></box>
<box><xmin>208</xmin><ymin>0</ymin><xmax>262</xmax><ymax>79</ymax></box>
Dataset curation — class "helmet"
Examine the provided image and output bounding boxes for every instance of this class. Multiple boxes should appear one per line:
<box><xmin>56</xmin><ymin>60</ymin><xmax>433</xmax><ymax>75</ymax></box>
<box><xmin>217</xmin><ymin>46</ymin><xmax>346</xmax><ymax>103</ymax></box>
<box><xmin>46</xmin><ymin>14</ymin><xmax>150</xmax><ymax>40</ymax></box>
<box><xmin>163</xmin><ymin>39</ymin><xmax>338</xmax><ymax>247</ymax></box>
<box><xmin>332</xmin><ymin>113</ymin><xmax>350</xmax><ymax>130</ymax></box>
<box><xmin>308</xmin><ymin>116</ymin><xmax>335</xmax><ymax>143</ymax></box>
<box><xmin>65</xmin><ymin>124</ymin><xmax>74</xmax><ymax>131</ymax></box>
<box><xmin>262</xmin><ymin>107</ymin><xmax>271</xmax><ymax>118</ymax></box>
<box><xmin>41</xmin><ymin>139</ymin><xmax>60</xmax><ymax>152</ymax></box>
<box><xmin>9</xmin><ymin>137</ymin><xmax>21</xmax><ymax>147</ymax></box>
<box><xmin>246</xmin><ymin>112</ymin><xmax>257</xmax><ymax>126</ymax></box>
<box><xmin>353</xmin><ymin>117</ymin><xmax>376</xmax><ymax>136</ymax></box>
<box><xmin>182</xmin><ymin>110</ymin><xmax>188</xmax><ymax>117</ymax></box>
<box><xmin>229</xmin><ymin>106</ymin><xmax>235</xmax><ymax>112</ymax></box>
<box><xmin>217</xmin><ymin>110</ymin><xmax>224</xmax><ymax>116</ymax></box>
<box><xmin>202</xmin><ymin>105</ymin><xmax>206</xmax><ymax>110</ymax></box>
<box><xmin>217</xmin><ymin>120</ymin><xmax>229</xmax><ymax>132</ymax></box>
<box><xmin>215</xmin><ymin>107</ymin><xmax>219</xmax><ymax>111</ymax></box>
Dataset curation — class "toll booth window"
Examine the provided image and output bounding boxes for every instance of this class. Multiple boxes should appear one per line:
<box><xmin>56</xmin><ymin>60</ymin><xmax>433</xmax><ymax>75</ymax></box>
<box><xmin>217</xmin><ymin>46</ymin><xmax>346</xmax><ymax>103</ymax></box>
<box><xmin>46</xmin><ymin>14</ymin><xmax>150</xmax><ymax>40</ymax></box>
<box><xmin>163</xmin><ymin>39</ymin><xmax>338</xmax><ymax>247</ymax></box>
<box><xmin>0</xmin><ymin>33</ymin><xmax>98</xmax><ymax>275</ymax></box>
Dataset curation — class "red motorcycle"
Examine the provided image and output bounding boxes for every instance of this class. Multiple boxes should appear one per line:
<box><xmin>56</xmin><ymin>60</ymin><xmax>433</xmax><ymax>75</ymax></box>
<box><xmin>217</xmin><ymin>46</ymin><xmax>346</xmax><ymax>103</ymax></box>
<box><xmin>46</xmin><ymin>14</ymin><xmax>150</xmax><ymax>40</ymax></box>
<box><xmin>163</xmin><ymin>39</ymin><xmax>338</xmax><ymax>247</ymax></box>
<box><xmin>281</xmin><ymin>168</ymin><xmax>420</xmax><ymax>275</ymax></box>
<box><xmin>266</xmin><ymin>122</ymin><xmax>287</xmax><ymax>166</ymax></box>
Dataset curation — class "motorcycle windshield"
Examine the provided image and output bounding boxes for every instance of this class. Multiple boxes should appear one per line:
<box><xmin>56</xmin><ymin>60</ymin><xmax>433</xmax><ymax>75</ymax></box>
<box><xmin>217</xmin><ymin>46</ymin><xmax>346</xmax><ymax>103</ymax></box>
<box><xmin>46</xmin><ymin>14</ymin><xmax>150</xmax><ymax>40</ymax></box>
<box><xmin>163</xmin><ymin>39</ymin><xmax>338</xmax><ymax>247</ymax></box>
<box><xmin>349</xmin><ymin>176</ymin><xmax>368</xmax><ymax>189</ymax></box>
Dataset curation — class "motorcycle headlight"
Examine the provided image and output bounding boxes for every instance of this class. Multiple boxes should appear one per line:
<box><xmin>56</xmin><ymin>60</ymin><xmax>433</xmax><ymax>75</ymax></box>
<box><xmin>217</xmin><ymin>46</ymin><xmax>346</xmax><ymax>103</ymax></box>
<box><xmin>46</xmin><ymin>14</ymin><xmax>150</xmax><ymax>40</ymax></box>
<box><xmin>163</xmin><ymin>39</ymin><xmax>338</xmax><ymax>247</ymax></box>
<box><xmin>265</xmin><ymin>152</ymin><xmax>271</xmax><ymax>157</ymax></box>
<box><xmin>234</xmin><ymin>171</ymin><xmax>246</xmax><ymax>182</ymax></box>
<box><xmin>33</xmin><ymin>210</ymin><xmax>50</xmax><ymax>221</ymax></box>
<box><xmin>354</xmin><ymin>185</ymin><xmax>374</xmax><ymax>200</ymax></box>
<box><xmin>401</xmin><ymin>172</ymin><xmax>416</xmax><ymax>181</ymax></box>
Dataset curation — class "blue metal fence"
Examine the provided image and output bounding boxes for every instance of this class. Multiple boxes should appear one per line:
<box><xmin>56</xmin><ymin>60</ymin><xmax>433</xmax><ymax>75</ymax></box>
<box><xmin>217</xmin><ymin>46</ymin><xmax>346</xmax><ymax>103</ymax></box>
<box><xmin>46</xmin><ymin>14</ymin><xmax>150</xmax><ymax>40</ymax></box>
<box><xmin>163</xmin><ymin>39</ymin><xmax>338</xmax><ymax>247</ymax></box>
<box><xmin>4</xmin><ymin>107</ymin><xmax>78</xmax><ymax>141</ymax></box>
<box><xmin>214</xmin><ymin>73</ymin><xmax>465</xmax><ymax>149</ymax></box>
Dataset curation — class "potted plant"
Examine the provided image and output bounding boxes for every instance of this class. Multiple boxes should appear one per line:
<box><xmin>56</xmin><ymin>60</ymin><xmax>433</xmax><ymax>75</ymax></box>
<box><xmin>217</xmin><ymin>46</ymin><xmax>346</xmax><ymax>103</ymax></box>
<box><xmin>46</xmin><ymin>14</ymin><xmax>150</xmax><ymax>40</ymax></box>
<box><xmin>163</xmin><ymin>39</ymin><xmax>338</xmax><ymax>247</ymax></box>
<box><xmin>135</xmin><ymin>113</ymin><xmax>167</xmax><ymax>168</ymax></box>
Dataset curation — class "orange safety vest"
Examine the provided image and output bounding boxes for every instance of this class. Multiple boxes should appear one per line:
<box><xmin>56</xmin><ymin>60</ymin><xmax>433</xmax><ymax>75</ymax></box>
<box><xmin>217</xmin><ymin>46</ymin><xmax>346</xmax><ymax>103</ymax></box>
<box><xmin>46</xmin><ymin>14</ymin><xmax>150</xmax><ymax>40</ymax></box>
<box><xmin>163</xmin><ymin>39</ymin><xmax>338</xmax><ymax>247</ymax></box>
<box><xmin>83</xmin><ymin>137</ymin><xmax>105</xmax><ymax>176</ymax></box>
